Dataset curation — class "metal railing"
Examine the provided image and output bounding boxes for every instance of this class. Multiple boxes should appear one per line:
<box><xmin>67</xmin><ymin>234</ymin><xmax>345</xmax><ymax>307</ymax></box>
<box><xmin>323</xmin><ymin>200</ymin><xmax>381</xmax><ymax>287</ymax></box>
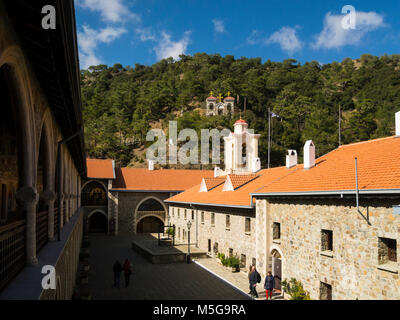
<box><xmin>0</xmin><ymin>219</ymin><xmax>26</xmax><ymax>292</ymax></box>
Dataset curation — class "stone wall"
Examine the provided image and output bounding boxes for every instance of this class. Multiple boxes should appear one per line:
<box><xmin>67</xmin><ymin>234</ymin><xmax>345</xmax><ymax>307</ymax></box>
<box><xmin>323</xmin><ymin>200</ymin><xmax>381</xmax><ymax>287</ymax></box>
<box><xmin>169</xmin><ymin>205</ymin><xmax>256</xmax><ymax>270</ymax></box>
<box><xmin>117</xmin><ymin>192</ymin><xmax>171</xmax><ymax>234</ymax></box>
<box><xmin>256</xmin><ymin>197</ymin><xmax>400</xmax><ymax>300</ymax></box>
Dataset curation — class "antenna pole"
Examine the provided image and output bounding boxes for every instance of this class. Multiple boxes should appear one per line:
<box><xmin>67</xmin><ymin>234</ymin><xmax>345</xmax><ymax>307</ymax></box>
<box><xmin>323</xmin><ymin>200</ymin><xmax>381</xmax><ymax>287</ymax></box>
<box><xmin>268</xmin><ymin>108</ymin><xmax>271</xmax><ymax>169</ymax></box>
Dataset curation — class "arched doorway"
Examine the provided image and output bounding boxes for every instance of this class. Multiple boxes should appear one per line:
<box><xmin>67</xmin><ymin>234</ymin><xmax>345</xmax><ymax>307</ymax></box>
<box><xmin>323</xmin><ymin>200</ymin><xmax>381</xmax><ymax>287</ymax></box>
<box><xmin>271</xmin><ymin>248</ymin><xmax>282</xmax><ymax>291</ymax></box>
<box><xmin>135</xmin><ymin>197</ymin><xmax>166</xmax><ymax>233</ymax></box>
<box><xmin>137</xmin><ymin>216</ymin><xmax>164</xmax><ymax>234</ymax></box>
<box><xmin>88</xmin><ymin>211</ymin><xmax>107</xmax><ymax>233</ymax></box>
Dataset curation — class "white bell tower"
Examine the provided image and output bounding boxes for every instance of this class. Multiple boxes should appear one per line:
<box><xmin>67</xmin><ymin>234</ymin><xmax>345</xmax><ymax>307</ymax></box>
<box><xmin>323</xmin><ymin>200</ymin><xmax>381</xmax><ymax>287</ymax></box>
<box><xmin>223</xmin><ymin>118</ymin><xmax>261</xmax><ymax>174</ymax></box>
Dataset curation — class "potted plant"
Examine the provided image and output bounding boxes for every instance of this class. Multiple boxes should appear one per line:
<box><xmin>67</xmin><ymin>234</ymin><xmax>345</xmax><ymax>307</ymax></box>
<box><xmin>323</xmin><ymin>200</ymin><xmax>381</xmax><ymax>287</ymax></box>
<box><xmin>281</xmin><ymin>278</ymin><xmax>311</xmax><ymax>300</ymax></box>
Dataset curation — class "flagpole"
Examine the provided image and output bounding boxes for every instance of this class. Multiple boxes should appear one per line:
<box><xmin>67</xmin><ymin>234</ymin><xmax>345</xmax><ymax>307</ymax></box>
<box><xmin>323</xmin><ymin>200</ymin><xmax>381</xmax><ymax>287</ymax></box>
<box><xmin>268</xmin><ymin>108</ymin><xmax>271</xmax><ymax>169</ymax></box>
<box><xmin>338</xmin><ymin>103</ymin><xmax>341</xmax><ymax>146</ymax></box>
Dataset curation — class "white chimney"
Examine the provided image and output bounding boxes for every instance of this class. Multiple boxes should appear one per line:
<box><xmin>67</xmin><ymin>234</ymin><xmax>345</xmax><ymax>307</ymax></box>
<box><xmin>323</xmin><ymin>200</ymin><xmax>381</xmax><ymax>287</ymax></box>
<box><xmin>148</xmin><ymin>160</ymin><xmax>154</xmax><ymax>171</ymax></box>
<box><xmin>214</xmin><ymin>166</ymin><xmax>221</xmax><ymax>177</ymax></box>
<box><xmin>252</xmin><ymin>158</ymin><xmax>261</xmax><ymax>173</ymax></box>
<box><xmin>304</xmin><ymin>140</ymin><xmax>315</xmax><ymax>169</ymax></box>
<box><xmin>286</xmin><ymin>150</ymin><xmax>297</xmax><ymax>168</ymax></box>
<box><xmin>396</xmin><ymin>111</ymin><xmax>400</xmax><ymax>136</ymax></box>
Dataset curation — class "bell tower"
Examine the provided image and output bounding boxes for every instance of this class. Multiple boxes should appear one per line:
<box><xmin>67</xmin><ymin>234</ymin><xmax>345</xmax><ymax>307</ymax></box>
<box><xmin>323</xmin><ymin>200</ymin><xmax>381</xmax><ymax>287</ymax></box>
<box><xmin>222</xmin><ymin>118</ymin><xmax>261</xmax><ymax>174</ymax></box>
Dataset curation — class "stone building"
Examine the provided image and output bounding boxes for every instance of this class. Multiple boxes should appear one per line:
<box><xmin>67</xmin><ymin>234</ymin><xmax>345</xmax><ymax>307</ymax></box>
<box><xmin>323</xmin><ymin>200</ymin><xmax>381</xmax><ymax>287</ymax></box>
<box><xmin>0</xmin><ymin>0</ymin><xmax>86</xmax><ymax>299</ymax></box>
<box><xmin>84</xmin><ymin>161</ymin><xmax>213</xmax><ymax>235</ymax></box>
<box><xmin>166</xmin><ymin>114</ymin><xmax>400</xmax><ymax>300</ymax></box>
<box><xmin>252</xmin><ymin>128</ymin><xmax>400</xmax><ymax>300</ymax></box>
<box><xmin>206</xmin><ymin>93</ymin><xmax>235</xmax><ymax>116</ymax></box>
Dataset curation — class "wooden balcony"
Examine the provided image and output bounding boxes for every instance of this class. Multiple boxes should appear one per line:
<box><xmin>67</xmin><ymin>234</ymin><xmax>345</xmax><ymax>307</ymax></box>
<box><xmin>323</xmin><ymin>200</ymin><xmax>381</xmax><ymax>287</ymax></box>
<box><xmin>36</xmin><ymin>211</ymin><xmax>48</xmax><ymax>253</ymax></box>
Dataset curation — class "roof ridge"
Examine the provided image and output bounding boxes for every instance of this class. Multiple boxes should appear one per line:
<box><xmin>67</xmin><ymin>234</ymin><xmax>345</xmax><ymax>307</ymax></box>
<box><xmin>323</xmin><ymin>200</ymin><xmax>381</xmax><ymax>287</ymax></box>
<box><xmin>338</xmin><ymin>136</ymin><xmax>395</xmax><ymax>148</ymax></box>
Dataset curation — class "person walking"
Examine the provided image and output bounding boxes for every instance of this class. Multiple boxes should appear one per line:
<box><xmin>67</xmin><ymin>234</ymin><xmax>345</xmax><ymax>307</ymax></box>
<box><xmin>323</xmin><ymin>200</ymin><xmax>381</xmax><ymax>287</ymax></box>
<box><xmin>249</xmin><ymin>266</ymin><xmax>260</xmax><ymax>298</ymax></box>
<box><xmin>264</xmin><ymin>271</ymin><xmax>275</xmax><ymax>300</ymax></box>
<box><xmin>247</xmin><ymin>265</ymin><xmax>253</xmax><ymax>294</ymax></box>
<box><xmin>113</xmin><ymin>260</ymin><xmax>122</xmax><ymax>288</ymax></box>
<box><xmin>123</xmin><ymin>259</ymin><xmax>132</xmax><ymax>288</ymax></box>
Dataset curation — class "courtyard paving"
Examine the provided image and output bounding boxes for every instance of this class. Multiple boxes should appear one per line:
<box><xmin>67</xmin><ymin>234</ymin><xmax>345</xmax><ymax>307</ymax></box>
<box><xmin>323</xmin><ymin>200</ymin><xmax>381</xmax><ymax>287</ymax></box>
<box><xmin>87</xmin><ymin>234</ymin><xmax>251</xmax><ymax>300</ymax></box>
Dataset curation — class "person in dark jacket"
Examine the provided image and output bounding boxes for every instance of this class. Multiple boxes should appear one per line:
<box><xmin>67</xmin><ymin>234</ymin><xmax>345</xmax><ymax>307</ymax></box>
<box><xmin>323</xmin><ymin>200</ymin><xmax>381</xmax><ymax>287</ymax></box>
<box><xmin>264</xmin><ymin>271</ymin><xmax>274</xmax><ymax>300</ymax></box>
<box><xmin>113</xmin><ymin>260</ymin><xmax>122</xmax><ymax>288</ymax></box>
<box><xmin>249</xmin><ymin>266</ymin><xmax>260</xmax><ymax>298</ymax></box>
<box><xmin>123</xmin><ymin>259</ymin><xmax>132</xmax><ymax>288</ymax></box>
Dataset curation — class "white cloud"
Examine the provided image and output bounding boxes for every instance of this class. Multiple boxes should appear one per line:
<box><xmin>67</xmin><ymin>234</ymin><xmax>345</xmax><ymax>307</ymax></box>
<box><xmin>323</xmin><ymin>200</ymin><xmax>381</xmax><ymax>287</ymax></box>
<box><xmin>212</xmin><ymin>19</ymin><xmax>225</xmax><ymax>33</ymax></box>
<box><xmin>76</xmin><ymin>0</ymin><xmax>139</xmax><ymax>23</ymax></box>
<box><xmin>312</xmin><ymin>11</ymin><xmax>386</xmax><ymax>49</ymax></box>
<box><xmin>78</xmin><ymin>25</ymin><xmax>127</xmax><ymax>68</ymax></box>
<box><xmin>266</xmin><ymin>27</ymin><xmax>303</xmax><ymax>54</ymax></box>
<box><xmin>154</xmin><ymin>31</ymin><xmax>191</xmax><ymax>61</ymax></box>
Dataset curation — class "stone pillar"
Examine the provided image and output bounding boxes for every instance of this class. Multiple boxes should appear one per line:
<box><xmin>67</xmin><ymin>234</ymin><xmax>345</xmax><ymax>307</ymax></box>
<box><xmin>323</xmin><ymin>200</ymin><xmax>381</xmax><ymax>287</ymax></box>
<box><xmin>41</xmin><ymin>189</ymin><xmax>56</xmax><ymax>240</ymax></box>
<box><xmin>16</xmin><ymin>186</ymin><xmax>38</xmax><ymax>265</ymax></box>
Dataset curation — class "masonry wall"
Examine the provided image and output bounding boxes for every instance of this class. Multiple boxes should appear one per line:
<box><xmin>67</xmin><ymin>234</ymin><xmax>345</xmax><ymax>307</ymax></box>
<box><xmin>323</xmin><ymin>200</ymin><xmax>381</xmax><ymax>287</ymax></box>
<box><xmin>256</xmin><ymin>197</ymin><xmax>400</xmax><ymax>300</ymax></box>
<box><xmin>117</xmin><ymin>192</ymin><xmax>172</xmax><ymax>234</ymax></box>
<box><xmin>169</xmin><ymin>205</ymin><xmax>257</xmax><ymax>269</ymax></box>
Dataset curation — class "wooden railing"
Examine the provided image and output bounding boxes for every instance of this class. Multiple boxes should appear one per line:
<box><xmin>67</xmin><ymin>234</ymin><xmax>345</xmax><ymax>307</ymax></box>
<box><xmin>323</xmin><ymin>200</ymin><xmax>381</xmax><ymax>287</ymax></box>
<box><xmin>63</xmin><ymin>203</ymin><xmax>66</xmax><ymax>225</ymax></box>
<box><xmin>36</xmin><ymin>211</ymin><xmax>48</xmax><ymax>253</ymax></box>
<box><xmin>0</xmin><ymin>219</ymin><xmax>26</xmax><ymax>292</ymax></box>
<box><xmin>54</xmin><ymin>208</ymin><xmax>58</xmax><ymax>234</ymax></box>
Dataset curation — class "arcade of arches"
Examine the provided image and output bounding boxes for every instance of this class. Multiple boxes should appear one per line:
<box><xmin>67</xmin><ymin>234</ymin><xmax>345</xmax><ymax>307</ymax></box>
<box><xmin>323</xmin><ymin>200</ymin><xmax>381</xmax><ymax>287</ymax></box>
<box><xmin>0</xmin><ymin>0</ymin><xmax>85</xmax><ymax>299</ymax></box>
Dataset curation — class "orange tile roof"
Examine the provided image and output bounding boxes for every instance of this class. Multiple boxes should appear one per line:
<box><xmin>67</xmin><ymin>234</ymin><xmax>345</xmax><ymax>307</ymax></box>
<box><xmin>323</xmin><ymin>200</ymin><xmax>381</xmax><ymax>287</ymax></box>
<box><xmin>86</xmin><ymin>159</ymin><xmax>115</xmax><ymax>179</ymax></box>
<box><xmin>202</xmin><ymin>177</ymin><xmax>225</xmax><ymax>191</ymax></box>
<box><xmin>166</xmin><ymin>167</ymin><xmax>294</xmax><ymax>207</ymax></box>
<box><xmin>166</xmin><ymin>136</ymin><xmax>400</xmax><ymax>207</ymax></box>
<box><xmin>254</xmin><ymin>136</ymin><xmax>400</xmax><ymax>195</ymax></box>
<box><xmin>112</xmin><ymin>168</ymin><xmax>214</xmax><ymax>191</ymax></box>
<box><xmin>228</xmin><ymin>174</ymin><xmax>259</xmax><ymax>190</ymax></box>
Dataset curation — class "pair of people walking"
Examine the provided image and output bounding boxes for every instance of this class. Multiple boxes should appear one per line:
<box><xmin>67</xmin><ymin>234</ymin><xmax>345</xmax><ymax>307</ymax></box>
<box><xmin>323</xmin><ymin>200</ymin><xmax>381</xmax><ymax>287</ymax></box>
<box><xmin>113</xmin><ymin>259</ymin><xmax>132</xmax><ymax>288</ymax></box>
<box><xmin>248</xmin><ymin>266</ymin><xmax>275</xmax><ymax>300</ymax></box>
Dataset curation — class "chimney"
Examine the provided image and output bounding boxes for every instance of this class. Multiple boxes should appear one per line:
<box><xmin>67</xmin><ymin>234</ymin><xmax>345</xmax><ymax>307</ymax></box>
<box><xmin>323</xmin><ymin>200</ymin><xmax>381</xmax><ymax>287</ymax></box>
<box><xmin>396</xmin><ymin>111</ymin><xmax>400</xmax><ymax>136</ymax></box>
<box><xmin>304</xmin><ymin>140</ymin><xmax>315</xmax><ymax>169</ymax></box>
<box><xmin>214</xmin><ymin>166</ymin><xmax>221</xmax><ymax>178</ymax></box>
<box><xmin>148</xmin><ymin>160</ymin><xmax>154</xmax><ymax>171</ymax></box>
<box><xmin>286</xmin><ymin>150</ymin><xmax>297</xmax><ymax>168</ymax></box>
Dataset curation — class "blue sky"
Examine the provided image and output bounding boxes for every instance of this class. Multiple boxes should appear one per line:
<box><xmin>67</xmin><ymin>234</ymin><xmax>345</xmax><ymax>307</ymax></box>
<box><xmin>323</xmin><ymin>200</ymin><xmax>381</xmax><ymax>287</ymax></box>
<box><xmin>75</xmin><ymin>0</ymin><xmax>400</xmax><ymax>69</ymax></box>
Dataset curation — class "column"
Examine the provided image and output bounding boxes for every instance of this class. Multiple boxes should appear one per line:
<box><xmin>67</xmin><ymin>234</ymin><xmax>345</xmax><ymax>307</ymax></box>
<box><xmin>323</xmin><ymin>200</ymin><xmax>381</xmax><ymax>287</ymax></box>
<box><xmin>16</xmin><ymin>186</ymin><xmax>38</xmax><ymax>265</ymax></box>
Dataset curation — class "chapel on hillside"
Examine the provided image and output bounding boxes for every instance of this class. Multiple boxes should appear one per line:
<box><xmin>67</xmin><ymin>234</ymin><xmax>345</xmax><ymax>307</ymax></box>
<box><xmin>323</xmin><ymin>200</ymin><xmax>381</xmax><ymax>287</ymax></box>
<box><xmin>206</xmin><ymin>92</ymin><xmax>236</xmax><ymax>116</ymax></box>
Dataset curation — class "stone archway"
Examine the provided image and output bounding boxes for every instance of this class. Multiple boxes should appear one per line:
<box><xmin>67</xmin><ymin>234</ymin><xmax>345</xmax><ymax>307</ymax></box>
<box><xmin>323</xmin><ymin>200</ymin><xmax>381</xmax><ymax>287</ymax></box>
<box><xmin>134</xmin><ymin>196</ymin><xmax>167</xmax><ymax>233</ymax></box>
<box><xmin>81</xmin><ymin>181</ymin><xmax>107</xmax><ymax>207</ymax></box>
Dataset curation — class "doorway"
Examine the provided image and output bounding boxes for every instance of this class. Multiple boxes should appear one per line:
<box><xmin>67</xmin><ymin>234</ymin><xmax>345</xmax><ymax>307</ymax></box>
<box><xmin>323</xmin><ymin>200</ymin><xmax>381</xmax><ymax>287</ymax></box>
<box><xmin>89</xmin><ymin>212</ymin><xmax>107</xmax><ymax>233</ymax></box>
<box><xmin>136</xmin><ymin>216</ymin><xmax>164</xmax><ymax>233</ymax></box>
<box><xmin>271</xmin><ymin>249</ymin><xmax>282</xmax><ymax>291</ymax></box>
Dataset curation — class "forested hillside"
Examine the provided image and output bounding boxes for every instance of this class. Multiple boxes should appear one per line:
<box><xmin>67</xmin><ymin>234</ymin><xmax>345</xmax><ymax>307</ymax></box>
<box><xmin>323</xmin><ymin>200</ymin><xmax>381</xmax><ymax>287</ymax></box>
<box><xmin>81</xmin><ymin>53</ymin><xmax>400</xmax><ymax>168</ymax></box>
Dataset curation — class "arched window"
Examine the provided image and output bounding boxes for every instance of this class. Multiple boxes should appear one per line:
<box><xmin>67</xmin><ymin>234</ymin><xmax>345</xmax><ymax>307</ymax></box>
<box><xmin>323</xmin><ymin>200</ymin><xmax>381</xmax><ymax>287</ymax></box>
<box><xmin>81</xmin><ymin>181</ymin><xmax>107</xmax><ymax>206</ymax></box>
<box><xmin>209</xmin><ymin>103</ymin><xmax>214</xmax><ymax>110</ymax></box>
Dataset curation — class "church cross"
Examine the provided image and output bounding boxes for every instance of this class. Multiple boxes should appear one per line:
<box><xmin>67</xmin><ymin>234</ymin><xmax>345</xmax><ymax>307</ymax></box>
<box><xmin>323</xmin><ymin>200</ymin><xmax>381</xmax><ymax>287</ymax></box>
<box><xmin>217</xmin><ymin>93</ymin><xmax>223</xmax><ymax>102</ymax></box>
